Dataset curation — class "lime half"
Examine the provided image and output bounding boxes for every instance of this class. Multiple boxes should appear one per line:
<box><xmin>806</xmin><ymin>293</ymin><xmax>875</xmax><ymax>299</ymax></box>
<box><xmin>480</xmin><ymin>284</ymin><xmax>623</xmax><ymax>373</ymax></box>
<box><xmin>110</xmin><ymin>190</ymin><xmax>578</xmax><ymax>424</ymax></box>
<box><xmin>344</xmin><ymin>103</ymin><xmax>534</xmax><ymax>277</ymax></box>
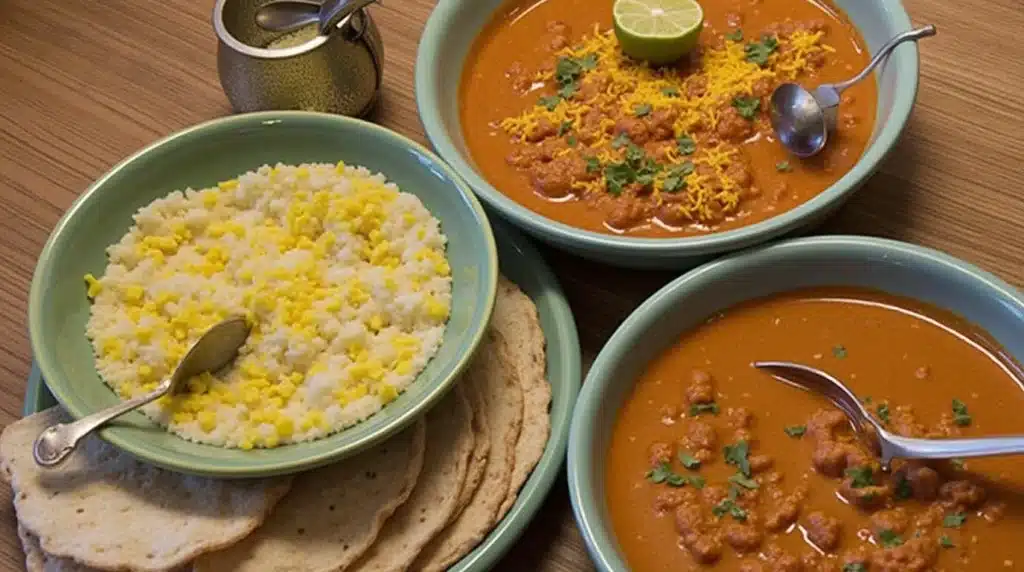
<box><xmin>613</xmin><ymin>0</ymin><xmax>704</xmax><ymax>65</ymax></box>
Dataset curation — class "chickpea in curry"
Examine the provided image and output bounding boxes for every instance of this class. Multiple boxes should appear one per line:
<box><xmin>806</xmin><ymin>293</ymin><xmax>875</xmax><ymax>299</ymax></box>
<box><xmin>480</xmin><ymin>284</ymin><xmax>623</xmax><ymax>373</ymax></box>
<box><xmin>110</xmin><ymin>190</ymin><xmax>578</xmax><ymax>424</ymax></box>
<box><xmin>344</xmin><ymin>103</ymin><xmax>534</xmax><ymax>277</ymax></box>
<box><xmin>607</xmin><ymin>288</ymin><xmax>1024</xmax><ymax>571</ymax></box>
<box><xmin>460</xmin><ymin>0</ymin><xmax>876</xmax><ymax>237</ymax></box>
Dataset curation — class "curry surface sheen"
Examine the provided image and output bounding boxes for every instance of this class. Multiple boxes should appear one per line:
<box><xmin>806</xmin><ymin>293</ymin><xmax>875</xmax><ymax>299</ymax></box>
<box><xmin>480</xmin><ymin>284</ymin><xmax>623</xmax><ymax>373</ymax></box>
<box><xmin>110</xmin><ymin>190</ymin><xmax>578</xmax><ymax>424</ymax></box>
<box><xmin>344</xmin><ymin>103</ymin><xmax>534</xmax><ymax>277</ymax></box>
<box><xmin>606</xmin><ymin>288</ymin><xmax>1024</xmax><ymax>571</ymax></box>
<box><xmin>460</xmin><ymin>0</ymin><xmax>876</xmax><ymax>237</ymax></box>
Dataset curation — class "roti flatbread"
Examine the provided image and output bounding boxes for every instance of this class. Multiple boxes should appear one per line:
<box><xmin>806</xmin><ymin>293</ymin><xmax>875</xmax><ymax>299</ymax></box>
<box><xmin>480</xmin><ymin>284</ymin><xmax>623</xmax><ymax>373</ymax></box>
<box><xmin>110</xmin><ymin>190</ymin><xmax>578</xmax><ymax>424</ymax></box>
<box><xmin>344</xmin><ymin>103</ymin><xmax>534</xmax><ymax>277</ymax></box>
<box><xmin>0</xmin><ymin>408</ymin><xmax>291</xmax><ymax>572</ymax></box>
<box><xmin>493</xmin><ymin>276</ymin><xmax>551</xmax><ymax>519</ymax></box>
<box><xmin>18</xmin><ymin>524</ymin><xmax>94</xmax><ymax>572</ymax></box>
<box><xmin>410</xmin><ymin>330</ymin><xmax>524</xmax><ymax>572</ymax></box>
<box><xmin>348</xmin><ymin>386</ymin><xmax>474</xmax><ymax>572</ymax></box>
<box><xmin>192</xmin><ymin>420</ymin><xmax>426</xmax><ymax>572</ymax></box>
<box><xmin>450</xmin><ymin>377</ymin><xmax>490</xmax><ymax>524</ymax></box>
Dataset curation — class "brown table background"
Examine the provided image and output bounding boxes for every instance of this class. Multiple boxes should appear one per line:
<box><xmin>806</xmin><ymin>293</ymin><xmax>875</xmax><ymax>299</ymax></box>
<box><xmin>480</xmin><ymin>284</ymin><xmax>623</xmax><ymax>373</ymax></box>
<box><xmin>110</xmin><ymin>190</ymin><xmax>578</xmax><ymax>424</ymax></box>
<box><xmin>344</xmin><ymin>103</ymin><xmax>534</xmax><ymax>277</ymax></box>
<box><xmin>0</xmin><ymin>0</ymin><xmax>1021</xmax><ymax>569</ymax></box>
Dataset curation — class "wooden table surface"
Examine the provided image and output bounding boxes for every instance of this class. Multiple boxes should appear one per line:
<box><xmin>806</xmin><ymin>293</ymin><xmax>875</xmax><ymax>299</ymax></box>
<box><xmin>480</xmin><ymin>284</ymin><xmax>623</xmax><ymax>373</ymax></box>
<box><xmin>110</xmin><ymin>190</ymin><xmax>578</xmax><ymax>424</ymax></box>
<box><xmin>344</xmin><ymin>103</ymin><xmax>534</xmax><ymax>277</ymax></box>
<box><xmin>0</xmin><ymin>0</ymin><xmax>1021</xmax><ymax>569</ymax></box>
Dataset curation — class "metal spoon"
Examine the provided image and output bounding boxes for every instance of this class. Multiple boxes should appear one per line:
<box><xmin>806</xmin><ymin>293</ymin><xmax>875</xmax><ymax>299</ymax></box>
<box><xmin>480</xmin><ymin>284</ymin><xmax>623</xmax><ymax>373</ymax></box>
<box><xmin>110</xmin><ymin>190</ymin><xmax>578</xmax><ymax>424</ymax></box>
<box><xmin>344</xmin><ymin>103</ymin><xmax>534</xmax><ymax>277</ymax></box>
<box><xmin>753</xmin><ymin>361</ymin><xmax>1024</xmax><ymax>470</ymax></box>
<box><xmin>255</xmin><ymin>0</ymin><xmax>375</xmax><ymax>35</ymax></box>
<box><xmin>769</xmin><ymin>25</ymin><xmax>937</xmax><ymax>158</ymax></box>
<box><xmin>33</xmin><ymin>316</ymin><xmax>251</xmax><ymax>467</ymax></box>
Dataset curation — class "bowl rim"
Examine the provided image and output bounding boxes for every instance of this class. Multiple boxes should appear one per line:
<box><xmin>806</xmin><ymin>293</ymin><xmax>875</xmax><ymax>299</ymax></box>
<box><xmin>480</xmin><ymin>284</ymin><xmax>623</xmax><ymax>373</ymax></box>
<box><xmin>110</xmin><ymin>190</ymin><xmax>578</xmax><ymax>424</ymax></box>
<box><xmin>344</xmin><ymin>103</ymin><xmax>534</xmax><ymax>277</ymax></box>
<box><xmin>415</xmin><ymin>0</ymin><xmax>918</xmax><ymax>259</ymax></box>
<box><xmin>566</xmin><ymin>234</ymin><xmax>1024</xmax><ymax>571</ymax></box>
<box><xmin>28</xmin><ymin>110</ymin><xmax>500</xmax><ymax>477</ymax></box>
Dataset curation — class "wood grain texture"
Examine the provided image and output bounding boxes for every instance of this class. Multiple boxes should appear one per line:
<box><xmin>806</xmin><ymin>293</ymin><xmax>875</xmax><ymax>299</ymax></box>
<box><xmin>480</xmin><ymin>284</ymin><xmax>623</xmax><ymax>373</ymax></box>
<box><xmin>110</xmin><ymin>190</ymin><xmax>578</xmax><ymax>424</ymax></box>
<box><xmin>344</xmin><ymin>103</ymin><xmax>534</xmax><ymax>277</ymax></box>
<box><xmin>0</xmin><ymin>0</ymin><xmax>1020</xmax><ymax>569</ymax></box>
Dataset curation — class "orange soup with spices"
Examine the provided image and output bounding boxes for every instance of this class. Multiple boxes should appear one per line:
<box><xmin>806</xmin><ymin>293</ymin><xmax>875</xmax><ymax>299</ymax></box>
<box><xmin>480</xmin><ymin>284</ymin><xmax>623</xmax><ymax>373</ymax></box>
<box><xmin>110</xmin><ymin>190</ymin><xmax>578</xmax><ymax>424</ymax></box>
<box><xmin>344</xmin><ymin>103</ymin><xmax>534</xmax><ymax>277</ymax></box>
<box><xmin>460</xmin><ymin>0</ymin><xmax>876</xmax><ymax>237</ymax></box>
<box><xmin>606</xmin><ymin>288</ymin><xmax>1024</xmax><ymax>571</ymax></box>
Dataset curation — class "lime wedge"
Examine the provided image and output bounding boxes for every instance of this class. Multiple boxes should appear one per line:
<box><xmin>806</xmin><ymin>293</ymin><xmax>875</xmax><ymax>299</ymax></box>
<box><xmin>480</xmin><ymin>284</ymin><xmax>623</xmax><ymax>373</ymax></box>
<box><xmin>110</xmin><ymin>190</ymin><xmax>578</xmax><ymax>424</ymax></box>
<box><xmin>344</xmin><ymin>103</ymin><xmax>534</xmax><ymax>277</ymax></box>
<box><xmin>613</xmin><ymin>0</ymin><xmax>704</xmax><ymax>65</ymax></box>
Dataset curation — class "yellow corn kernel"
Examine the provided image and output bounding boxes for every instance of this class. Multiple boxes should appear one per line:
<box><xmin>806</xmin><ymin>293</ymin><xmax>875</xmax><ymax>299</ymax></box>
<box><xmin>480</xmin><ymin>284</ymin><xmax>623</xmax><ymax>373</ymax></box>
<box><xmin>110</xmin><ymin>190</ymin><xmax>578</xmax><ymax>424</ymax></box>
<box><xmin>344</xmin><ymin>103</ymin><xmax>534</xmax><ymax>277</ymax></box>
<box><xmin>239</xmin><ymin>438</ymin><xmax>255</xmax><ymax>451</ymax></box>
<box><xmin>394</xmin><ymin>360</ymin><xmax>412</xmax><ymax>376</ymax></box>
<box><xmin>138</xmin><ymin>364</ymin><xmax>153</xmax><ymax>379</ymax></box>
<box><xmin>218</xmin><ymin>179</ymin><xmax>239</xmax><ymax>192</ymax></box>
<box><xmin>266</xmin><ymin>396</ymin><xmax>284</xmax><ymax>410</ymax></box>
<box><xmin>264</xmin><ymin>435</ymin><xmax>280</xmax><ymax>448</ymax></box>
<box><xmin>275</xmin><ymin>417</ymin><xmax>295</xmax><ymax>438</ymax></box>
<box><xmin>84</xmin><ymin>274</ymin><xmax>103</xmax><ymax>298</ymax></box>
<box><xmin>172</xmin><ymin>411</ymin><xmax>194</xmax><ymax>424</ymax></box>
<box><xmin>197</xmin><ymin>411</ymin><xmax>217</xmax><ymax>432</ymax></box>
<box><xmin>377</xmin><ymin>383</ymin><xmax>399</xmax><ymax>404</ymax></box>
<box><xmin>122</xmin><ymin>285</ymin><xmax>144</xmax><ymax>303</ymax></box>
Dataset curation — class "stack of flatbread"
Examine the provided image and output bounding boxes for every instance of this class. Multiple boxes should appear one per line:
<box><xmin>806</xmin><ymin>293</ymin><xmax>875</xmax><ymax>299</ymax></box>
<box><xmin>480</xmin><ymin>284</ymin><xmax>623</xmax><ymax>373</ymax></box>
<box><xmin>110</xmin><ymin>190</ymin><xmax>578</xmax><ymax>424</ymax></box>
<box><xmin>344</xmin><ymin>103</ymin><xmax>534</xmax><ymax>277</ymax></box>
<box><xmin>1</xmin><ymin>275</ymin><xmax>551</xmax><ymax>572</ymax></box>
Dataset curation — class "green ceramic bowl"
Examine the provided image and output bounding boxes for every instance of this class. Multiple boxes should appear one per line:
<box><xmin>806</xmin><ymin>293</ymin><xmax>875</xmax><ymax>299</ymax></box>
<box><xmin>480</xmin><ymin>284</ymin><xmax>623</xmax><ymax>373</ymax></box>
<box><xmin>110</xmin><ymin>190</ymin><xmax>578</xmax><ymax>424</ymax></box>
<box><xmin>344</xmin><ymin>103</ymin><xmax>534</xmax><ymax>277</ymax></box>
<box><xmin>28</xmin><ymin>111</ymin><xmax>498</xmax><ymax>477</ymax></box>
<box><xmin>415</xmin><ymin>0</ymin><xmax>920</xmax><ymax>269</ymax></box>
<box><xmin>25</xmin><ymin>220</ymin><xmax>582</xmax><ymax>571</ymax></box>
<box><xmin>567</xmin><ymin>236</ymin><xmax>1024</xmax><ymax>570</ymax></box>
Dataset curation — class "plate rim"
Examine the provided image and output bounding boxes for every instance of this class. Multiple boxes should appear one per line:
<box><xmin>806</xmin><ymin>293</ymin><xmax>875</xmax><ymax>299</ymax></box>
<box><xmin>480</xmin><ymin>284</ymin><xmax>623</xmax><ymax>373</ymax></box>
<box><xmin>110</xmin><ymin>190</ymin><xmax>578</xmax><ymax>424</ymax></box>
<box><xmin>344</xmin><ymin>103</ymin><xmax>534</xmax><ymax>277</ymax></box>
<box><xmin>23</xmin><ymin>219</ymin><xmax>583</xmax><ymax>572</ymax></box>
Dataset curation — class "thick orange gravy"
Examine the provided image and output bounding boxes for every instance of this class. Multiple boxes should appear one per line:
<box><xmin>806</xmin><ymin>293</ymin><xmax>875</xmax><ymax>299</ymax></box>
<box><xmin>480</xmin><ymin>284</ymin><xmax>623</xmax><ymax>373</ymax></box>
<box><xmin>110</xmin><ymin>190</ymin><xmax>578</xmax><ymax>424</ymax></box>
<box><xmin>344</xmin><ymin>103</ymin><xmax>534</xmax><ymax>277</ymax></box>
<box><xmin>606</xmin><ymin>288</ymin><xmax>1024</xmax><ymax>571</ymax></box>
<box><xmin>460</xmin><ymin>0</ymin><xmax>876</xmax><ymax>237</ymax></box>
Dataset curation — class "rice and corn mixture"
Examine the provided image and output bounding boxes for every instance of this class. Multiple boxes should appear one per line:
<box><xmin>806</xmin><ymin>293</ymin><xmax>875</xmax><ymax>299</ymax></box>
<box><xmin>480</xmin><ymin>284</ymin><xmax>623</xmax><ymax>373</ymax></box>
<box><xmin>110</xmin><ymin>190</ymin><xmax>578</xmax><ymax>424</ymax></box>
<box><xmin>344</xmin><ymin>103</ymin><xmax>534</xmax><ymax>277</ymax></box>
<box><xmin>500</xmin><ymin>22</ymin><xmax>833</xmax><ymax>228</ymax></box>
<box><xmin>83</xmin><ymin>162</ymin><xmax>452</xmax><ymax>449</ymax></box>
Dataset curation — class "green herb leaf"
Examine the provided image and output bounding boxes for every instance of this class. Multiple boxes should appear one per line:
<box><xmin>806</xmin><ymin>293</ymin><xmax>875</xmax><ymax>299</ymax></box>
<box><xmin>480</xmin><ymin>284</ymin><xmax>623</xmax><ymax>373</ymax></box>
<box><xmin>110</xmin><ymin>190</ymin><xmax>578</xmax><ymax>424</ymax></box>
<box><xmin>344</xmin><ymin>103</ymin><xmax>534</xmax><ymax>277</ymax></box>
<box><xmin>775</xmin><ymin>160</ymin><xmax>792</xmax><ymax>172</ymax></box>
<box><xmin>557</xmin><ymin>120</ymin><xmax>573</xmax><ymax>136</ymax></box>
<box><xmin>579</xmin><ymin>53</ymin><xmax>599</xmax><ymax>70</ymax></box>
<box><xmin>784</xmin><ymin>425</ymin><xmax>806</xmax><ymax>438</ymax></box>
<box><xmin>687</xmin><ymin>475</ymin><xmax>706</xmax><ymax>489</ymax></box>
<box><xmin>895</xmin><ymin>474</ymin><xmax>913</xmax><ymax>499</ymax></box>
<box><xmin>744</xmin><ymin>35</ymin><xmax>779</xmax><ymax>66</ymax></box>
<box><xmin>604</xmin><ymin>163</ymin><xmax>634</xmax><ymax>196</ymax></box>
<box><xmin>943</xmin><ymin>512</ymin><xmax>967</xmax><ymax>528</ymax></box>
<box><xmin>611</xmin><ymin>133</ymin><xmax>632</xmax><ymax>149</ymax></box>
<box><xmin>690</xmin><ymin>402</ymin><xmax>721</xmax><ymax>416</ymax></box>
<box><xmin>833</xmin><ymin>344</ymin><xmax>848</xmax><ymax>358</ymax></box>
<box><xmin>624</xmin><ymin>143</ymin><xmax>646</xmax><ymax>164</ymax></box>
<box><xmin>634</xmin><ymin>103</ymin><xmax>653</xmax><ymax>117</ymax></box>
<box><xmin>732</xmin><ymin>96</ymin><xmax>761</xmax><ymax>120</ymax></box>
<box><xmin>567</xmin><ymin>135</ymin><xmax>578</xmax><ymax>147</ymax></box>
<box><xmin>678</xmin><ymin>452</ymin><xmax>701</xmax><ymax>470</ymax></box>
<box><xmin>876</xmin><ymin>403</ymin><xmax>891</xmax><ymax>424</ymax></box>
<box><xmin>661</xmin><ymin>176</ymin><xmax>685</xmax><ymax>193</ymax></box>
<box><xmin>558</xmin><ymin>82</ymin><xmax>579</xmax><ymax>100</ymax></box>
<box><xmin>729</xmin><ymin>473</ymin><xmax>759</xmax><ymax>490</ymax></box>
<box><xmin>878</xmin><ymin>529</ymin><xmax>904</xmax><ymax>547</ymax></box>
<box><xmin>645</xmin><ymin>462</ymin><xmax>672</xmax><ymax>484</ymax></box>
<box><xmin>676</xmin><ymin>135</ymin><xmax>697</xmax><ymax>155</ymax></box>
<box><xmin>952</xmin><ymin>399</ymin><xmax>972</xmax><ymax>427</ymax></box>
<box><xmin>661</xmin><ymin>86</ymin><xmax>680</xmax><ymax>97</ymax></box>
<box><xmin>843</xmin><ymin>564</ymin><xmax>867</xmax><ymax>572</ymax></box>
<box><xmin>940</xmin><ymin>535</ymin><xmax>955</xmax><ymax>548</ymax></box>
<box><xmin>670</xmin><ymin>161</ymin><xmax>695</xmax><ymax>177</ymax></box>
<box><xmin>538</xmin><ymin>96</ymin><xmax>561</xmax><ymax>111</ymax></box>
<box><xmin>845</xmin><ymin>466</ymin><xmax>874</xmax><ymax>488</ymax></box>
<box><xmin>585</xmin><ymin>157</ymin><xmax>601</xmax><ymax>173</ymax></box>
<box><xmin>724</xmin><ymin>440</ymin><xmax>752</xmax><ymax>477</ymax></box>
<box><xmin>712</xmin><ymin>498</ymin><xmax>747</xmax><ymax>521</ymax></box>
<box><xmin>726</xmin><ymin>29</ymin><xmax>743</xmax><ymax>42</ymax></box>
<box><xmin>951</xmin><ymin>458</ymin><xmax>966</xmax><ymax>470</ymax></box>
<box><xmin>862</xmin><ymin>395</ymin><xmax>873</xmax><ymax>405</ymax></box>
<box><xmin>665</xmin><ymin>473</ymin><xmax>687</xmax><ymax>487</ymax></box>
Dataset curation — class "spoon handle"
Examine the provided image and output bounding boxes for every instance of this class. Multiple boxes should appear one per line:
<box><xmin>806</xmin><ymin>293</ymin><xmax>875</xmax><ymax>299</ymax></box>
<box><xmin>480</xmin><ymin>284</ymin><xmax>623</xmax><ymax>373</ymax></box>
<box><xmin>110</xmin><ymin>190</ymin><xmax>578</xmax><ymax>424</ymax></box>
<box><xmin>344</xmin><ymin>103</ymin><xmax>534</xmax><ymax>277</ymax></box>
<box><xmin>833</xmin><ymin>25</ymin><xmax>937</xmax><ymax>93</ymax></box>
<box><xmin>885</xmin><ymin>432</ymin><xmax>1024</xmax><ymax>462</ymax></box>
<box><xmin>318</xmin><ymin>0</ymin><xmax>377</xmax><ymax>35</ymax></box>
<box><xmin>32</xmin><ymin>379</ymin><xmax>172</xmax><ymax>467</ymax></box>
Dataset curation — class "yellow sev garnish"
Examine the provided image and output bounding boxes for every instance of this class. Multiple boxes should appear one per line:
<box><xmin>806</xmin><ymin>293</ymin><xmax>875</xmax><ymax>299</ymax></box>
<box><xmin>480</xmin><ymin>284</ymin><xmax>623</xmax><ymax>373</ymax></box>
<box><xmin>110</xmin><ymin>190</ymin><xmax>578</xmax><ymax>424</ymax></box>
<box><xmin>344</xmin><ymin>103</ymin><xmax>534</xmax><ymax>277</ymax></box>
<box><xmin>499</xmin><ymin>26</ymin><xmax>833</xmax><ymax>225</ymax></box>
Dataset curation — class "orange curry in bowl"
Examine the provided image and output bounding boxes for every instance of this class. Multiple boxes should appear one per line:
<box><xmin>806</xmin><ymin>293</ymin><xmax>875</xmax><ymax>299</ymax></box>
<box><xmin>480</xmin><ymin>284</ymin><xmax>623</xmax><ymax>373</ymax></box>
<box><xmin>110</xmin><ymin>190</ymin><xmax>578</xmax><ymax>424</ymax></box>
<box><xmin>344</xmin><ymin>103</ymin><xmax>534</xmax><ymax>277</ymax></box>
<box><xmin>607</xmin><ymin>288</ymin><xmax>1024</xmax><ymax>571</ymax></box>
<box><xmin>460</xmin><ymin>0</ymin><xmax>876</xmax><ymax>237</ymax></box>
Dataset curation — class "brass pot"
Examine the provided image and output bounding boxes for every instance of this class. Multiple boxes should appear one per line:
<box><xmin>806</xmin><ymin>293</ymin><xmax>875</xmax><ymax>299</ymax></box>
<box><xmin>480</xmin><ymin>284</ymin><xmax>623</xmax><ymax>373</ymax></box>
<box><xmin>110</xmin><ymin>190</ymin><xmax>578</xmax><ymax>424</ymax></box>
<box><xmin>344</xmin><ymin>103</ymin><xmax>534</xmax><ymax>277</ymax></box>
<box><xmin>213</xmin><ymin>0</ymin><xmax>383</xmax><ymax>117</ymax></box>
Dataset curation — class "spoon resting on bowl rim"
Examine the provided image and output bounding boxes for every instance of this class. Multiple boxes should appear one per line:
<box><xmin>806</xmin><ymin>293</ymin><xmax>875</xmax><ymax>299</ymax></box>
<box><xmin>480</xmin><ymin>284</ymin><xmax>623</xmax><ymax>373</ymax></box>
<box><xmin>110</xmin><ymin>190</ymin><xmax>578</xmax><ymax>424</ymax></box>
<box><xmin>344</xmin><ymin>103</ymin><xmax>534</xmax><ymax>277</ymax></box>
<box><xmin>753</xmin><ymin>361</ymin><xmax>1024</xmax><ymax>470</ymax></box>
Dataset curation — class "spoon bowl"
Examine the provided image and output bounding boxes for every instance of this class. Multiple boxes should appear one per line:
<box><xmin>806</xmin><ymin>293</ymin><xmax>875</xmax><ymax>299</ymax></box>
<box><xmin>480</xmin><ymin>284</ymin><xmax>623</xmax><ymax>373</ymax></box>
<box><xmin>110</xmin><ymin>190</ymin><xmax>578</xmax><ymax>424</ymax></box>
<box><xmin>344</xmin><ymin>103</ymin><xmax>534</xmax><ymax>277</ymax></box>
<box><xmin>33</xmin><ymin>316</ymin><xmax>251</xmax><ymax>467</ymax></box>
<box><xmin>754</xmin><ymin>360</ymin><xmax>1024</xmax><ymax>469</ymax></box>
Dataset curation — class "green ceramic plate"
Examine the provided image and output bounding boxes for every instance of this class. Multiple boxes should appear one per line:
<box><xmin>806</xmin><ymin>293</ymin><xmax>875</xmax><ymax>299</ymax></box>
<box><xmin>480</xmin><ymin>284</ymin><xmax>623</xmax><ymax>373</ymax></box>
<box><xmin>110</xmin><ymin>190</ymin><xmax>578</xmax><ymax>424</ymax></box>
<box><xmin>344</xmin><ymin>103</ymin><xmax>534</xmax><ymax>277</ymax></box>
<box><xmin>25</xmin><ymin>220</ymin><xmax>582</xmax><ymax>571</ymax></box>
<box><xmin>28</xmin><ymin>111</ymin><xmax>498</xmax><ymax>477</ymax></box>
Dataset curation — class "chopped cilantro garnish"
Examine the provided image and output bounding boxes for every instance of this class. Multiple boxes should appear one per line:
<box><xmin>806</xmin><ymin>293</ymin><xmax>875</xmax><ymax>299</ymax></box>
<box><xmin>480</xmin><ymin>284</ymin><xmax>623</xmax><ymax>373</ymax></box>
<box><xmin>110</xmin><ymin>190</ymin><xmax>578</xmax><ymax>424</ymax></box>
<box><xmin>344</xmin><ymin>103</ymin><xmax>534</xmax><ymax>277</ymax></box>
<box><xmin>689</xmin><ymin>402</ymin><xmax>720</xmax><ymax>416</ymax></box>
<box><xmin>952</xmin><ymin>399</ymin><xmax>972</xmax><ymax>427</ymax></box>
<box><xmin>744</xmin><ymin>35</ymin><xmax>779</xmax><ymax>66</ymax></box>
<box><xmin>940</xmin><ymin>535</ymin><xmax>955</xmax><ymax>548</ymax></box>
<box><xmin>688</xmin><ymin>475</ymin><xmax>706</xmax><ymax>489</ymax></box>
<box><xmin>579</xmin><ymin>53</ymin><xmax>599</xmax><ymax>70</ymax></box>
<box><xmin>604</xmin><ymin>163</ymin><xmax>633</xmax><ymax>195</ymax></box>
<box><xmin>775</xmin><ymin>160</ymin><xmax>792</xmax><ymax>172</ymax></box>
<box><xmin>634</xmin><ymin>103</ymin><xmax>652</xmax><ymax>117</ymax></box>
<box><xmin>832</xmin><ymin>344</ymin><xmax>848</xmax><ymax>358</ymax></box>
<box><xmin>661</xmin><ymin>86</ymin><xmax>680</xmax><ymax>97</ymax></box>
<box><xmin>585</xmin><ymin>156</ymin><xmax>601</xmax><ymax>173</ymax></box>
<box><xmin>843</xmin><ymin>564</ymin><xmax>866</xmax><ymax>572</ymax></box>
<box><xmin>878</xmin><ymin>529</ymin><xmax>904</xmax><ymax>547</ymax></box>
<box><xmin>862</xmin><ymin>395</ymin><xmax>873</xmax><ymax>405</ymax></box>
<box><xmin>728</xmin><ymin>473</ymin><xmax>759</xmax><ymax>490</ymax></box>
<box><xmin>845</xmin><ymin>466</ymin><xmax>874</xmax><ymax>488</ymax></box>
<box><xmin>557</xmin><ymin>120</ymin><xmax>573</xmax><ymax>136</ymax></box>
<box><xmin>724</xmin><ymin>440</ymin><xmax>752</xmax><ymax>477</ymax></box>
<box><xmin>538</xmin><ymin>96</ymin><xmax>561</xmax><ymax>111</ymax></box>
<box><xmin>951</xmin><ymin>458</ymin><xmax>966</xmax><ymax>470</ymax></box>
<box><xmin>645</xmin><ymin>462</ymin><xmax>703</xmax><ymax>488</ymax></box>
<box><xmin>732</xmin><ymin>96</ymin><xmax>761</xmax><ymax>120</ymax></box>
<box><xmin>678</xmin><ymin>452</ymin><xmax>701</xmax><ymax>470</ymax></box>
<box><xmin>662</xmin><ymin>176</ymin><xmax>685</xmax><ymax>193</ymax></box>
<box><xmin>645</xmin><ymin>462</ymin><xmax>673</xmax><ymax>484</ymax></box>
<box><xmin>876</xmin><ymin>403</ymin><xmax>891</xmax><ymax>424</ymax></box>
<box><xmin>611</xmin><ymin>133</ymin><xmax>632</xmax><ymax>149</ymax></box>
<box><xmin>725</xmin><ymin>29</ymin><xmax>743</xmax><ymax>42</ymax></box>
<box><xmin>943</xmin><ymin>512</ymin><xmax>967</xmax><ymax>528</ymax></box>
<box><xmin>712</xmin><ymin>498</ymin><xmax>748</xmax><ymax>521</ymax></box>
<box><xmin>895</xmin><ymin>474</ymin><xmax>913</xmax><ymax>499</ymax></box>
<box><xmin>558</xmin><ymin>82</ymin><xmax>578</xmax><ymax>99</ymax></box>
<box><xmin>784</xmin><ymin>425</ymin><xmax>806</xmax><ymax>438</ymax></box>
<box><xmin>602</xmin><ymin>145</ymin><xmax>661</xmax><ymax>195</ymax></box>
<box><xmin>676</xmin><ymin>134</ymin><xmax>697</xmax><ymax>155</ymax></box>
<box><xmin>567</xmin><ymin>135</ymin><xmax>578</xmax><ymax>147</ymax></box>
